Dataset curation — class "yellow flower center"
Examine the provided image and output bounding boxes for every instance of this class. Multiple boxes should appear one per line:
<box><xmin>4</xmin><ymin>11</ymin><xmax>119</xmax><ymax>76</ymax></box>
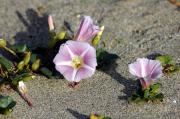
<box><xmin>72</xmin><ymin>56</ymin><xmax>83</xmax><ymax>69</ymax></box>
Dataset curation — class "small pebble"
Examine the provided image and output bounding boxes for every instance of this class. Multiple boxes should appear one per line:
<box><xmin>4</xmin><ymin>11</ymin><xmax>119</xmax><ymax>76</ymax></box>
<box><xmin>173</xmin><ymin>100</ymin><xmax>176</xmax><ymax>104</ymax></box>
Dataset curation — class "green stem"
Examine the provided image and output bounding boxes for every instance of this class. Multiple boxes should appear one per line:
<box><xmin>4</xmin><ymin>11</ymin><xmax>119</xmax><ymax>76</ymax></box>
<box><xmin>3</xmin><ymin>46</ymin><xmax>17</xmax><ymax>56</ymax></box>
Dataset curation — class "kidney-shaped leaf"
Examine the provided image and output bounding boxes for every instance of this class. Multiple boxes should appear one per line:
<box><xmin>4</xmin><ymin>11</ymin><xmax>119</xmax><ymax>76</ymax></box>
<box><xmin>10</xmin><ymin>44</ymin><xmax>27</xmax><ymax>53</ymax></box>
<box><xmin>0</xmin><ymin>96</ymin><xmax>16</xmax><ymax>109</ymax></box>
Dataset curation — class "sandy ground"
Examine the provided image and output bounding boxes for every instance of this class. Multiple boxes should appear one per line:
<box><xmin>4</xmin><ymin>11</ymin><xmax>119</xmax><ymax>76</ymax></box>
<box><xmin>0</xmin><ymin>0</ymin><xmax>180</xmax><ymax>118</ymax></box>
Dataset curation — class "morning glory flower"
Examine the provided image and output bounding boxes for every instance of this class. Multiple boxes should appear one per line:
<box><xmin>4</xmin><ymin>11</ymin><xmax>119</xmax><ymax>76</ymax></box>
<box><xmin>53</xmin><ymin>40</ymin><xmax>97</xmax><ymax>84</ymax></box>
<box><xmin>74</xmin><ymin>16</ymin><xmax>100</xmax><ymax>42</ymax></box>
<box><xmin>128</xmin><ymin>58</ymin><xmax>163</xmax><ymax>89</ymax></box>
<box><xmin>48</xmin><ymin>15</ymin><xmax>55</xmax><ymax>31</ymax></box>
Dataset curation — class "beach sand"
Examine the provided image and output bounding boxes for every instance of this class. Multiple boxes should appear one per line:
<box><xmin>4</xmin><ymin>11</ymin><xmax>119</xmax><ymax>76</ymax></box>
<box><xmin>0</xmin><ymin>0</ymin><xmax>179</xmax><ymax>118</ymax></box>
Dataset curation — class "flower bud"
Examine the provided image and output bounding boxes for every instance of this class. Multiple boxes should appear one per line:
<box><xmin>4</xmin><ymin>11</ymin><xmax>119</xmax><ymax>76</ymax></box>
<box><xmin>49</xmin><ymin>31</ymin><xmax>66</xmax><ymax>48</ymax></box>
<box><xmin>31</xmin><ymin>59</ymin><xmax>41</xmax><ymax>71</ymax></box>
<box><xmin>22</xmin><ymin>75</ymin><xmax>36</xmax><ymax>82</ymax></box>
<box><xmin>18</xmin><ymin>81</ymin><xmax>33</xmax><ymax>107</ymax></box>
<box><xmin>18</xmin><ymin>81</ymin><xmax>28</xmax><ymax>94</ymax></box>
<box><xmin>90</xmin><ymin>114</ymin><xmax>104</xmax><ymax>119</ymax></box>
<box><xmin>92</xmin><ymin>26</ymin><xmax>105</xmax><ymax>46</ymax></box>
<box><xmin>23</xmin><ymin>52</ymin><xmax>31</xmax><ymax>65</ymax></box>
<box><xmin>17</xmin><ymin>61</ymin><xmax>25</xmax><ymax>71</ymax></box>
<box><xmin>48</xmin><ymin>15</ymin><xmax>55</xmax><ymax>31</ymax></box>
<box><xmin>0</xmin><ymin>39</ymin><xmax>7</xmax><ymax>48</ymax></box>
<box><xmin>56</xmin><ymin>31</ymin><xmax>66</xmax><ymax>40</ymax></box>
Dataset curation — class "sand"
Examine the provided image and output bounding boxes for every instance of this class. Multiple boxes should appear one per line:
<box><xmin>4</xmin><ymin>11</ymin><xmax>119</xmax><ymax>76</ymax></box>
<box><xmin>0</xmin><ymin>0</ymin><xmax>180</xmax><ymax>118</ymax></box>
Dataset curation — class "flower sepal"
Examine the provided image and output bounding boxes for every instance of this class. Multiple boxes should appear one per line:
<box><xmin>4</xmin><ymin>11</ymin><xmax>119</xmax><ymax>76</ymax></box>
<box><xmin>92</xmin><ymin>26</ymin><xmax>105</xmax><ymax>46</ymax></box>
<box><xmin>68</xmin><ymin>82</ymin><xmax>80</xmax><ymax>89</ymax></box>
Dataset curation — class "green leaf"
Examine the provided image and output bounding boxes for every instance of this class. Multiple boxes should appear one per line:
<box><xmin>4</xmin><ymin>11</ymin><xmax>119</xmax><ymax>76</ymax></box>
<box><xmin>96</xmin><ymin>48</ymin><xmax>118</xmax><ymax>69</ymax></box>
<box><xmin>130</xmin><ymin>83</ymin><xmax>164</xmax><ymax>103</ymax></box>
<box><xmin>0</xmin><ymin>95</ymin><xmax>16</xmax><ymax>115</ymax></box>
<box><xmin>150</xmin><ymin>83</ymin><xmax>160</xmax><ymax>93</ymax></box>
<box><xmin>144</xmin><ymin>89</ymin><xmax>150</xmax><ymax>99</ymax></box>
<box><xmin>12</xmin><ymin>73</ymin><xmax>33</xmax><ymax>85</ymax></box>
<box><xmin>40</xmin><ymin>67</ymin><xmax>53</xmax><ymax>78</ymax></box>
<box><xmin>156</xmin><ymin>55</ymin><xmax>172</xmax><ymax>65</ymax></box>
<box><xmin>10</xmin><ymin>44</ymin><xmax>27</xmax><ymax>53</ymax></box>
<box><xmin>0</xmin><ymin>56</ymin><xmax>14</xmax><ymax>72</ymax></box>
<box><xmin>0</xmin><ymin>96</ymin><xmax>16</xmax><ymax>109</ymax></box>
<box><xmin>30</xmin><ymin>54</ymin><xmax>37</xmax><ymax>63</ymax></box>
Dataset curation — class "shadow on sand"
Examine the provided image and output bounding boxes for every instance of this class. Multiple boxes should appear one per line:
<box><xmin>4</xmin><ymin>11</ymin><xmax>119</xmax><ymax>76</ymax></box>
<box><xmin>14</xmin><ymin>8</ymin><xmax>49</xmax><ymax>47</ymax></box>
<box><xmin>98</xmin><ymin>61</ymin><xmax>138</xmax><ymax>100</ymax></box>
<box><xmin>67</xmin><ymin>108</ymin><xmax>88</xmax><ymax>119</ymax></box>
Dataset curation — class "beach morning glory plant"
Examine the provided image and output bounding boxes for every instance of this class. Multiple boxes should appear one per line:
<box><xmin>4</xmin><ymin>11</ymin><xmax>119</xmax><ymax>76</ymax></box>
<box><xmin>129</xmin><ymin>58</ymin><xmax>163</xmax><ymax>89</ymax></box>
<box><xmin>128</xmin><ymin>58</ymin><xmax>164</xmax><ymax>103</ymax></box>
<box><xmin>52</xmin><ymin>16</ymin><xmax>102</xmax><ymax>87</ymax></box>
<box><xmin>53</xmin><ymin>41</ymin><xmax>97</xmax><ymax>87</ymax></box>
<box><xmin>52</xmin><ymin>15</ymin><xmax>119</xmax><ymax>87</ymax></box>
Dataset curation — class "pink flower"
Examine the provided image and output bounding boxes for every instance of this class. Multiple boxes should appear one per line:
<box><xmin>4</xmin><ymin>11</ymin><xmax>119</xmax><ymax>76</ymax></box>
<box><xmin>128</xmin><ymin>58</ymin><xmax>163</xmax><ymax>89</ymax></box>
<box><xmin>53</xmin><ymin>40</ymin><xmax>97</xmax><ymax>82</ymax></box>
<box><xmin>74</xmin><ymin>16</ymin><xmax>100</xmax><ymax>42</ymax></box>
<box><xmin>48</xmin><ymin>15</ymin><xmax>54</xmax><ymax>31</ymax></box>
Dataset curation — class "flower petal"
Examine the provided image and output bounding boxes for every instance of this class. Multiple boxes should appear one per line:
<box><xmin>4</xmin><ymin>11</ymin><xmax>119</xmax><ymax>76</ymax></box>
<box><xmin>83</xmin><ymin>46</ymin><xmax>97</xmax><ymax>68</ymax></box>
<box><xmin>149</xmin><ymin>60</ymin><xmax>163</xmax><ymax>79</ymax></box>
<box><xmin>53</xmin><ymin>44</ymin><xmax>72</xmax><ymax>65</ymax></box>
<box><xmin>55</xmin><ymin>65</ymin><xmax>75</xmax><ymax>82</ymax></box>
<box><xmin>66</xmin><ymin>40</ymin><xmax>90</xmax><ymax>56</ymax></box>
<box><xmin>128</xmin><ymin>61</ymin><xmax>142</xmax><ymax>77</ymax></box>
<box><xmin>75</xmin><ymin>16</ymin><xmax>92</xmax><ymax>41</ymax></box>
<box><xmin>139</xmin><ymin>78</ymin><xmax>151</xmax><ymax>89</ymax></box>
<box><xmin>137</xmin><ymin>58</ymin><xmax>150</xmax><ymax>77</ymax></box>
<box><xmin>53</xmin><ymin>40</ymin><xmax>97</xmax><ymax>82</ymax></box>
<box><xmin>73</xmin><ymin>66</ymin><xmax>95</xmax><ymax>82</ymax></box>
